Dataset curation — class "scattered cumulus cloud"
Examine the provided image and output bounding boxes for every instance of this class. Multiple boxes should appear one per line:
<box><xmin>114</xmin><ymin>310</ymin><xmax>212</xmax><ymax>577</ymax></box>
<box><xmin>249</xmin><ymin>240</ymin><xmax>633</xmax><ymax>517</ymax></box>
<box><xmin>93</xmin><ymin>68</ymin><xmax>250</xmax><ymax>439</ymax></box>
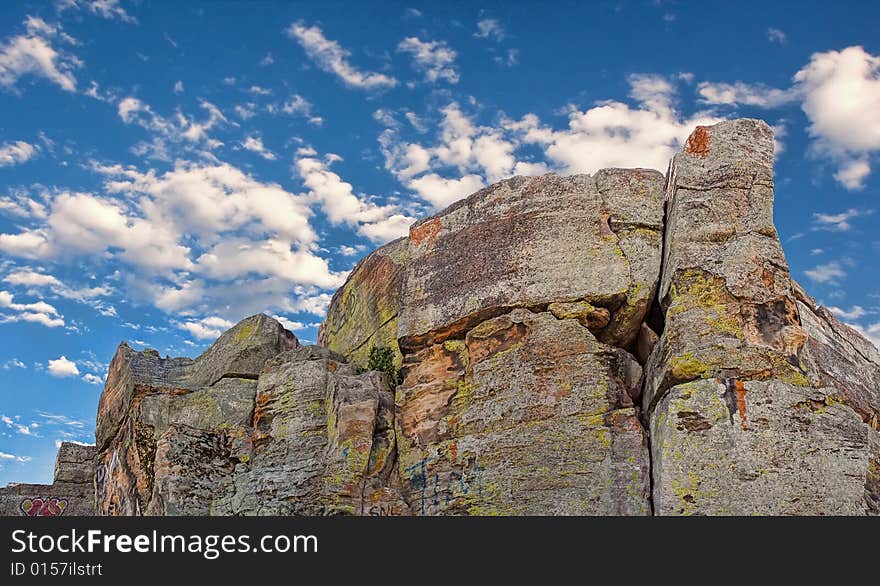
<box><xmin>0</xmin><ymin>140</ymin><xmax>38</xmax><ymax>167</ymax></box>
<box><xmin>397</xmin><ymin>37</ymin><xmax>459</xmax><ymax>84</ymax></box>
<box><xmin>0</xmin><ymin>16</ymin><xmax>81</xmax><ymax>93</ymax></box>
<box><xmin>474</xmin><ymin>19</ymin><xmax>505</xmax><ymax>41</ymax></box>
<box><xmin>812</xmin><ymin>208</ymin><xmax>872</xmax><ymax>231</ymax></box>
<box><xmin>47</xmin><ymin>355</ymin><xmax>79</xmax><ymax>377</ymax></box>
<box><xmin>767</xmin><ymin>27</ymin><xmax>786</xmax><ymax>44</ymax></box>
<box><xmin>241</xmin><ymin>136</ymin><xmax>277</xmax><ymax>160</ymax></box>
<box><xmin>287</xmin><ymin>22</ymin><xmax>397</xmax><ymax>90</ymax></box>
<box><xmin>804</xmin><ymin>260</ymin><xmax>847</xmax><ymax>284</ymax></box>
<box><xmin>178</xmin><ymin>316</ymin><xmax>234</xmax><ymax>340</ymax></box>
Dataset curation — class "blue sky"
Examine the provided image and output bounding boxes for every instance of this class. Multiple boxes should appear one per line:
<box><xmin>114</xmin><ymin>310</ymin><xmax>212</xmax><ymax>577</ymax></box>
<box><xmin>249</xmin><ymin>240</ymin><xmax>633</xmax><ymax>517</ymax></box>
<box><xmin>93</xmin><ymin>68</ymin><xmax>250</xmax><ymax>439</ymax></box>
<box><xmin>1</xmin><ymin>0</ymin><xmax>878</xmax><ymax>484</ymax></box>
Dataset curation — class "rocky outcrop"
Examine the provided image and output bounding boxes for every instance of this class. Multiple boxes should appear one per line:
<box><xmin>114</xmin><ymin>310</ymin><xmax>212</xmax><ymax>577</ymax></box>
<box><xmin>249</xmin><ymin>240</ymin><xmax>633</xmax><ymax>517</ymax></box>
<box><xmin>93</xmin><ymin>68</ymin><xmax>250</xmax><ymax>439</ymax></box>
<box><xmin>93</xmin><ymin>314</ymin><xmax>406</xmax><ymax>516</ymax></box>
<box><xmin>4</xmin><ymin>118</ymin><xmax>877</xmax><ymax>516</ymax></box>
<box><xmin>319</xmin><ymin>237</ymin><xmax>408</xmax><ymax>369</ymax></box>
<box><xmin>645</xmin><ymin>120</ymin><xmax>879</xmax><ymax>515</ymax></box>
<box><xmin>0</xmin><ymin>442</ymin><xmax>95</xmax><ymax>516</ymax></box>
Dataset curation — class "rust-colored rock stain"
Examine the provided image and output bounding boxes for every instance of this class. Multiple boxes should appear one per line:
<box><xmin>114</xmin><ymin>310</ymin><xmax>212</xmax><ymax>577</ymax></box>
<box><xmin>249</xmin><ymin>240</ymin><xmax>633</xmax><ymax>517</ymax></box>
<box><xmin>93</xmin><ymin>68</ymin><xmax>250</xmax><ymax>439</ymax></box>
<box><xmin>411</xmin><ymin>218</ymin><xmax>442</xmax><ymax>247</ymax></box>
<box><xmin>684</xmin><ymin>126</ymin><xmax>711</xmax><ymax>157</ymax></box>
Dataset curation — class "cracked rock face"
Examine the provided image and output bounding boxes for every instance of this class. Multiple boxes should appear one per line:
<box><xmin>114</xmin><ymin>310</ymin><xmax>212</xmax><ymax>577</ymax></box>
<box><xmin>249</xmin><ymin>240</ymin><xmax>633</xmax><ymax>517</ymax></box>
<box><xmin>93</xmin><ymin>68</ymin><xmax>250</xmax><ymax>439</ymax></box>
<box><xmin>0</xmin><ymin>442</ymin><xmax>96</xmax><ymax>516</ymax></box>
<box><xmin>8</xmin><ymin>118</ymin><xmax>877</xmax><ymax>517</ymax></box>
<box><xmin>646</xmin><ymin>120</ymin><xmax>879</xmax><ymax>515</ymax></box>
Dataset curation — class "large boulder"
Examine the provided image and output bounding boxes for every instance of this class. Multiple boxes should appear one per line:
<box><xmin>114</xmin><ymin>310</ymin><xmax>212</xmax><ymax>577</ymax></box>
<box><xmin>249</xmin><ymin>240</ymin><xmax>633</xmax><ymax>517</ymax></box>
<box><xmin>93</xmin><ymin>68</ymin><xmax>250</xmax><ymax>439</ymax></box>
<box><xmin>397</xmin><ymin>171</ymin><xmax>665</xmax><ymax>352</ymax></box>
<box><xmin>0</xmin><ymin>442</ymin><xmax>96</xmax><ymax>516</ymax></box>
<box><xmin>395</xmin><ymin>308</ymin><xmax>651</xmax><ymax>515</ymax></box>
<box><xmin>94</xmin><ymin>315</ymin><xmax>405</xmax><ymax>516</ymax></box>
<box><xmin>319</xmin><ymin>237</ymin><xmax>409</xmax><ymax>368</ymax></box>
<box><xmin>646</xmin><ymin>119</ymin><xmax>880</xmax><ymax>515</ymax></box>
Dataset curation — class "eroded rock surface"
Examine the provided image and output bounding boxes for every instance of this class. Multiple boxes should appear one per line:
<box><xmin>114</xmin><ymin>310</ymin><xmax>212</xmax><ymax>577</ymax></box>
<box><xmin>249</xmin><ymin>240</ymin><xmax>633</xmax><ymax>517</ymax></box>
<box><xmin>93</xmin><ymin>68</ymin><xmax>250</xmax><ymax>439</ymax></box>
<box><xmin>646</xmin><ymin>120</ymin><xmax>880</xmax><ymax>515</ymax></box>
<box><xmin>94</xmin><ymin>314</ymin><xmax>405</xmax><ymax>515</ymax></box>
<box><xmin>0</xmin><ymin>442</ymin><xmax>96</xmax><ymax>516</ymax></box>
<box><xmin>6</xmin><ymin>118</ymin><xmax>878</xmax><ymax>517</ymax></box>
<box><xmin>319</xmin><ymin>237</ymin><xmax>409</xmax><ymax>369</ymax></box>
<box><xmin>397</xmin><ymin>171</ymin><xmax>665</xmax><ymax>352</ymax></box>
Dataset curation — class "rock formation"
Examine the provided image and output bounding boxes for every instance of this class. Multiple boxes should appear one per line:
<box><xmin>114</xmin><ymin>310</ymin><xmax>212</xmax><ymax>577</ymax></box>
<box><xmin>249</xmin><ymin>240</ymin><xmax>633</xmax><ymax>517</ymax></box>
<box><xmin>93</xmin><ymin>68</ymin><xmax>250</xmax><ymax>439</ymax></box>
<box><xmin>0</xmin><ymin>442</ymin><xmax>95</xmax><ymax>516</ymax></box>
<box><xmin>3</xmin><ymin>118</ymin><xmax>877</xmax><ymax>516</ymax></box>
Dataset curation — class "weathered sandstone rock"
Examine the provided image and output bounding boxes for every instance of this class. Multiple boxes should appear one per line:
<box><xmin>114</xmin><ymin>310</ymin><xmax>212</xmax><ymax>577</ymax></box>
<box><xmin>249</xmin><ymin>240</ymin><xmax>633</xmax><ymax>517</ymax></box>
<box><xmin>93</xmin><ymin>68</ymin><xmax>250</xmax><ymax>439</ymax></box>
<box><xmin>395</xmin><ymin>308</ymin><xmax>650</xmax><ymax>515</ymax></box>
<box><xmin>646</xmin><ymin>119</ymin><xmax>880</xmax><ymax>515</ymax></box>
<box><xmin>94</xmin><ymin>315</ymin><xmax>405</xmax><ymax>516</ymax></box>
<box><xmin>0</xmin><ymin>442</ymin><xmax>96</xmax><ymax>516</ymax></box>
<box><xmin>319</xmin><ymin>237</ymin><xmax>409</xmax><ymax>369</ymax></box>
<box><xmin>7</xmin><ymin>118</ymin><xmax>878</xmax><ymax>517</ymax></box>
<box><xmin>397</xmin><ymin>170</ymin><xmax>665</xmax><ymax>353</ymax></box>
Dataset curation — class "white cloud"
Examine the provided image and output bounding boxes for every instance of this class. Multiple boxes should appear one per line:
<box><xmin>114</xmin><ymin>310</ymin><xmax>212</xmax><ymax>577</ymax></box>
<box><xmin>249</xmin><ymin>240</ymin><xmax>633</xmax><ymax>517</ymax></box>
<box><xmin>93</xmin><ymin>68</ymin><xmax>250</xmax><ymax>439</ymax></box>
<box><xmin>338</xmin><ymin>244</ymin><xmax>364</xmax><ymax>256</ymax></box>
<box><xmin>178</xmin><ymin>316</ymin><xmax>234</xmax><ymax>340</ymax></box>
<box><xmin>828</xmin><ymin>305</ymin><xmax>866</xmax><ymax>320</ymax></box>
<box><xmin>173</xmin><ymin>80</ymin><xmax>183</xmax><ymax>93</ymax></box>
<box><xmin>3</xmin><ymin>268</ymin><xmax>111</xmax><ymax>302</ymax></box>
<box><xmin>767</xmin><ymin>27</ymin><xmax>786</xmax><ymax>44</ymax></box>
<box><xmin>117</xmin><ymin>97</ymin><xmax>227</xmax><ymax>158</ymax></box>
<box><xmin>81</xmin><ymin>372</ymin><xmax>104</xmax><ymax>385</ymax></box>
<box><xmin>294</xmin><ymin>151</ymin><xmax>415</xmax><ymax>243</ymax></box>
<box><xmin>804</xmin><ymin>261</ymin><xmax>847</xmax><ymax>284</ymax></box>
<box><xmin>0</xmin><ymin>290</ymin><xmax>64</xmax><ymax>328</ymax></box>
<box><xmin>271</xmin><ymin>314</ymin><xmax>310</xmax><ymax>332</ymax></box>
<box><xmin>697</xmin><ymin>81</ymin><xmax>796</xmax><ymax>108</ymax></box>
<box><xmin>60</xmin><ymin>0</ymin><xmax>137</xmax><ymax>23</ymax></box>
<box><xmin>407</xmin><ymin>173</ymin><xmax>485</xmax><ymax>209</ymax></box>
<box><xmin>812</xmin><ymin>208</ymin><xmax>871</xmax><ymax>231</ymax></box>
<box><xmin>0</xmin><ymin>17</ymin><xmax>81</xmax><ymax>92</ymax></box>
<box><xmin>474</xmin><ymin>19</ymin><xmax>505</xmax><ymax>41</ymax></box>
<box><xmin>833</xmin><ymin>158</ymin><xmax>871</xmax><ymax>190</ymax></box>
<box><xmin>0</xmin><ymin>140</ymin><xmax>38</xmax><ymax>166</ymax></box>
<box><xmin>280</xmin><ymin>94</ymin><xmax>323</xmax><ymax>125</ymax></box>
<box><xmin>47</xmin><ymin>355</ymin><xmax>79</xmax><ymax>377</ymax></box>
<box><xmin>195</xmin><ymin>238</ymin><xmax>346</xmax><ymax>287</ymax></box>
<box><xmin>287</xmin><ymin>22</ymin><xmax>397</xmax><ymax>90</ymax></box>
<box><xmin>1</xmin><ymin>159</ymin><xmax>353</xmax><ymax>318</ymax></box>
<box><xmin>0</xmin><ymin>451</ymin><xmax>30</xmax><ymax>463</ymax></box>
<box><xmin>241</xmin><ymin>136</ymin><xmax>277</xmax><ymax>160</ymax></box>
<box><xmin>378</xmin><ymin>74</ymin><xmax>717</xmax><ymax>210</ymax></box>
<box><xmin>248</xmin><ymin>85</ymin><xmax>272</xmax><ymax>95</ymax></box>
<box><xmin>2</xmin><ymin>359</ymin><xmax>26</xmax><ymax>369</ymax></box>
<box><xmin>397</xmin><ymin>37</ymin><xmax>458</xmax><ymax>84</ymax></box>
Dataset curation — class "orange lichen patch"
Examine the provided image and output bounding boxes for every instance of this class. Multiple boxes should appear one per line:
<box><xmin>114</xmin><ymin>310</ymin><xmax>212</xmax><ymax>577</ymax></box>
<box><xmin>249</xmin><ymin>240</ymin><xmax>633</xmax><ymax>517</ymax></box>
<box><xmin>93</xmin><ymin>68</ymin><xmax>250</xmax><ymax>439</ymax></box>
<box><xmin>398</xmin><ymin>383</ymin><xmax>459</xmax><ymax>445</ymax></box>
<box><xmin>733</xmin><ymin>379</ymin><xmax>748</xmax><ymax>430</ymax></box>
<box><xmin>466</xmin><ymin>316</ymin><xmax>528</xmax><ymax>365</ymax></box>
<box><xmin>252</xmin><ymin>389</ymin><xmax>274</xmax><ymax>443</ymax></box>
<box><xmin>448</xmin><ymin>441</ymin><xmax>458</xmax><ymax>462</ymax></box>
<box><xmin>402</xmin><ymin>343</ymin><xmax>466</xmax><ymax>388</ymax></box>
<box><xmin>684</xmin><ymin>126</ymin><xmax>711</xmax><ymax>158</ymax></box>
<box><xmin>410</xmin><ymin>217</ymin><xmax>442</xmax><ymax>247</ymax></box>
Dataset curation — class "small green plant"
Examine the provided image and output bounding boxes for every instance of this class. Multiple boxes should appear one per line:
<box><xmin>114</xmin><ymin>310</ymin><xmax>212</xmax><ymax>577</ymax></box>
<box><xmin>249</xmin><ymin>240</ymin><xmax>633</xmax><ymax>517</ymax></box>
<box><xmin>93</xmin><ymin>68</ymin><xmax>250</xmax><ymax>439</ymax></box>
<box><xmin>366</xmin><ymin>345</ymin><xmax>403</xmax><ymax>387</ymax></box>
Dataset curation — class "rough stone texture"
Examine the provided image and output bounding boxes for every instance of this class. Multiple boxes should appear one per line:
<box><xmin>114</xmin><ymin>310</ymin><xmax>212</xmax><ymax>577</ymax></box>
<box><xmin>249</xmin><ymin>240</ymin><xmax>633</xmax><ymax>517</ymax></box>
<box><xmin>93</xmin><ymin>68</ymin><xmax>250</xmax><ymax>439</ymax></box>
<box><xmin>397</xmin><ymin>171</ymin><xmax>665</xmax><ymax>353</ymax></box>
<box><xmin>8</xmin><ymin>118</ymin><xmax>880</xmax><ymax>517</ymax></box>
<box><xmin>319</xmin><ymin>237</ymin><xmax>409</xmax><ymax>368</ymax></box>
<box><xmin>644</xmin><ymin>119</ymin><xmax>808</xmax><ymax>409</ymax></box>
<box><xmin>95</xmin><ymin>313</ymin><xmax>297</xmax><ymax>452</ymax></box>
<box><xmin>646</xmin><ymin>119</ymin><xmax>880</xmax><ymax>516</ymax></box>
<box><xmin>651</xmin><ymin>379</ymin><xmax>879</xmax><ymax>515</ymax></box>
<box><xmin>93</xmin><ymin>316</ymin><xmax>404</xmax><ymax>516</ymax></box>
<box><xmin>395</xmin><ymin>309</ymin><xmax>651</xmax><ymax>515</ymax></box>
<box><xmin>794</xmin><ymin>280</ymin><xmax>880</xmax><ymax>430</ymax></box>
<box><xmin>0</xmin><ymin>442</ymin><xmax>96</xmax><ymax>516</ymax></box>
